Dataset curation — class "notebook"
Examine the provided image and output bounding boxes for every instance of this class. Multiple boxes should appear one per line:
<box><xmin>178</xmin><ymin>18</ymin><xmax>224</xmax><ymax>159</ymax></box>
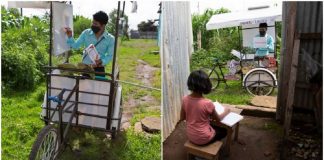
<box><xmin>83</xmin><ymin>44</ymin><xmax>100</xmax><ymax>64</ymax></box>
<box><xmin>213</xmin><ymin>101</ymin><xmax>244</xmax><ymax>127</ymax></box>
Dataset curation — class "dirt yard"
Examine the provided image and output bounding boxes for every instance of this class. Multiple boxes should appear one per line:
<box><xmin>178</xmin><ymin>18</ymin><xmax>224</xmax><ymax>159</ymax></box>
<box><xmin>163</xmin><ymin>116</ymin><xmax>282</xmax><ymax>160</ymax></box>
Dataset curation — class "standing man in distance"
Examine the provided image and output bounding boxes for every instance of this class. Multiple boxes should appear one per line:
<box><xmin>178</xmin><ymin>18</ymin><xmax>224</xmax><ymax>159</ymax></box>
<box><xmin>255</xmin><ymin>22</ymin><xmax>274</xmax><ymax>57</ymax></box>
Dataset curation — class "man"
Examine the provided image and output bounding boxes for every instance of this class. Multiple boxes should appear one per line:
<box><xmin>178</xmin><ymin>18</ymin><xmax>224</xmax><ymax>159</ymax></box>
<box><xmin>65</xmin><ymin>11</ymin><xmax>115</xmax><ymax>76</ymax></box>
<box><xmin>255</xmin><ymin>23</ymin><xmax>274</xmax><ymax>57</ymax></box>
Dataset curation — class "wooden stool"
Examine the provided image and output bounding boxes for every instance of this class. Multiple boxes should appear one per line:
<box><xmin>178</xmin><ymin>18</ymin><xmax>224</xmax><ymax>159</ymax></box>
<box><xmin>184</xmin><ymin>140</ymin><xmax>223</xmax><ymax>160</ymax></box>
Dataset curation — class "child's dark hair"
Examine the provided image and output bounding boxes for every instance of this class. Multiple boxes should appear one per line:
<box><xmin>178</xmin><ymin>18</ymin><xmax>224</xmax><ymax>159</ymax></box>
<box><xmin>187</xmin><ymin>70</ymin><xmax>212</xmax><ymax>94</ymax></box>
<box><xmin>93</xmin><ymin>11</ymin><xmax>109</xmax><ymax>25</ymax></box>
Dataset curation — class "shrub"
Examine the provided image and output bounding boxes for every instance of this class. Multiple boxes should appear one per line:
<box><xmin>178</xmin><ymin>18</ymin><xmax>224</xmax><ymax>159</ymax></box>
<box><xmin>1</xmin><ymin>9</ymin><xmax>49</xmax><ymax>91</ymax></box>
<box><xmin>73</xmin><ymin>15</ymin><xmax>91</xmax><ymax>37</ymax></box>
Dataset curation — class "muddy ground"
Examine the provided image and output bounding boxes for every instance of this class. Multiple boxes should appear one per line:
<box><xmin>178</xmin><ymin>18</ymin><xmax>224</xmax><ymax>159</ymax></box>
<box><xmin>163</xmin><ymin>116</ymin><xmax>282</xmax><ymax>160</ymax></box>
<box><xmin>121</xmin><ymin>59</ymin><xmax>160</xmax><ymax>129</ymax></box>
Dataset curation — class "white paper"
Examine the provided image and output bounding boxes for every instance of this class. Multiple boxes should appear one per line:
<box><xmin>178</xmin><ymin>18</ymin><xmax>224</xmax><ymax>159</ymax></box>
<box><xmin>231</xmin><ymin>49</ymin><xmax>243</xmax><ymax>59</ymax></box>
<box><xmin>220</xmin><ymin>112</ymin><xmax>244</xmax><ymax>127</ymax></box>
<box><xmin>213</xmin><ymin>101</ymin><xmax>225</xmax><ymax>115</ymax></box>
<box><xmin>52</xmin><ymin>2</ymin><xmax>73</xmax><ymax>55</ymax></box>
<box><xmin>213</xmin><ymin>101</ymin><xmax>244</xmax><ymax>127</ymax></box>
<box><xmin>253</xmin><ymin>37</ymin><xmax>267</xmax><ymax>48</ymax></box>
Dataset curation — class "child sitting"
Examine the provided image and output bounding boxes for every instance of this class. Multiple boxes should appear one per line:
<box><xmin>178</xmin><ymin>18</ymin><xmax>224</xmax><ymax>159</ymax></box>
<box><xmin>180</xmin><ymin>70</ymin><xmax>230</xmax><ymax>145</ymax></box>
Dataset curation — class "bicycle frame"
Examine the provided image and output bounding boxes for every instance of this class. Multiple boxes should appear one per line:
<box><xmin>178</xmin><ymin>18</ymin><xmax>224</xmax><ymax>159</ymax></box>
<box><xmin>209</xmin><ymin>59</ymin><xmax>228</xmax><ymax>88</ymax></box>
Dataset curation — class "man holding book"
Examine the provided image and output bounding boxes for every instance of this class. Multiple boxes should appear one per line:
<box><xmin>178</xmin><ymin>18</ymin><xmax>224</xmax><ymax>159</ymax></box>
<box><xmin>254</xmin><ymin>22</ymin><xmax>274</xmax><ymax>57</ymax></box>
<box><xmin>65</xmin><ymin>11</ymin><xmax>115</xmax><ymax>76</ymax></box>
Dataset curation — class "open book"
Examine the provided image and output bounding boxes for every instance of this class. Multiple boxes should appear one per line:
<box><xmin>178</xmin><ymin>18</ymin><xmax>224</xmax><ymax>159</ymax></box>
<box><xmin>214</xmin><ymin>101</ymin><xmax>243</xmax><ymax>127</ymax></box>
<box><xmin>83</xmin><ymin>44</ymin><xmax>100</xmax><ymax>64</ymax></box>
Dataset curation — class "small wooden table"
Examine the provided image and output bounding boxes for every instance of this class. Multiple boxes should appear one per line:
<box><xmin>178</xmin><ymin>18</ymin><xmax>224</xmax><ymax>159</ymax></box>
<box><xmin>211</xmin><ymin>105</ymin><xmax>243</xmax><ymax>155</ymax></box>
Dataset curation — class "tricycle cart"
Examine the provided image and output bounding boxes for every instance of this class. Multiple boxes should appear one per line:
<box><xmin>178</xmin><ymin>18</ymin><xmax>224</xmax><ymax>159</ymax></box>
<box><xmin>16</xmin><ymin>1</ymin><xmax>127</xmax><ymax>159</ymax></box>
<box><xmin>205</xmin><ymin>6</ymin><xmax>282</xmax><ymax>96</ymax></box>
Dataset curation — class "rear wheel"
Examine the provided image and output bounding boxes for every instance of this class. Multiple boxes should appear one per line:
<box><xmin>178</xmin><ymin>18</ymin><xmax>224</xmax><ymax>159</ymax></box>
<box><xmin>200</xmin><ymin>68</ymin><xmax>220</xmax><ymax>90</ymax></box>
<box><xmin>29</xmin><ymin>125</ymin><xmax>59</xmax><ymax>160</ymax></box>
<box><xmin>244</xmin><ymin>69</ymin><xmax>275</xmax><ymax>96</ymax></box>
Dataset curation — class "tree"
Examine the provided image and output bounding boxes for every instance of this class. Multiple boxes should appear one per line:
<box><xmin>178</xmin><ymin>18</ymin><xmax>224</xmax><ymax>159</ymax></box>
<box><xmin>107</xmin><ymin>9</ymin><xmax>129</xmax><ymax>38</ymax></box>
<box><xmin>192</xmin><ymin>8</ymin><xmax>232</xmax><ymax>50</ymax></box>
<box><xmin>190</xmin><ymin>8</ymin><xmax>241</xmax><ymax>69</ymax></box>
<box><xmin>137</xmin><ymin>20</ymin><xmax>157</xmax><ymax>32</ymax></box>
<box><xmin>73</xmin><ymin>15</ymin><xmax>92</xmax><ymax>37</ymax></box>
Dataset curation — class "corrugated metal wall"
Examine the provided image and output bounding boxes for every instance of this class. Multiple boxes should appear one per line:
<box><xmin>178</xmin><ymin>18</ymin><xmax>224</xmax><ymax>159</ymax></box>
<box><xmin>277</xmin><ymin>1</ymin><xmax>322</xmax><ymax>121</ymax></box>
<box><xmin>160</xmin><ymin>1</ymin><xmax>193</xmax><ymax>140</ymax></box>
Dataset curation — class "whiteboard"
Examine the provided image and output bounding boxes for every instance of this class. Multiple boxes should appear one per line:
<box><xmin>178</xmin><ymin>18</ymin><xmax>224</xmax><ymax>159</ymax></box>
<box><xmin>52</xmin><ymin>2</ymin><xmax>73</xmax><ymax>56</ymax></box>
<box><xmin>242</xmin><ymin>22</ymin><xmax>276</xmax><ymax>48</ymax></box>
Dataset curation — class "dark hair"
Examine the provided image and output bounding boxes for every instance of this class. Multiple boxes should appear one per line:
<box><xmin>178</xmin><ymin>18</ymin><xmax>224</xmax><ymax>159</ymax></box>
<box><xmin>259</xmin><ymin>23</ymin><xmax>268</xmax><ymax>29</ymax></box>
<box><xmin>93</xmin><ymin>11</ymin><xmax>109</xmax><ymax>25</ymax></box>
<box><xmin>187</xmin><ymin>70</ymin><xmax>212</xmax><ymax>94</ymax></box>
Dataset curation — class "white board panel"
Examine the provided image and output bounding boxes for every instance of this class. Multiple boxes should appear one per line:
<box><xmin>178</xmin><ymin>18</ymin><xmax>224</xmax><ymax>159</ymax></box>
<box><xmin>52</xmin><ymin>2</ymin><xmax>73</xmax><ymax>55</ymax></box>
<box><xmin>242</xmin><ymin>22</ymin><xmax>276</xmax><ymax>48</ymax></box>
<box><xmin>8</xmin><ymin>1</ymin><xmax>50</xmax><ymax>9</ymax></box>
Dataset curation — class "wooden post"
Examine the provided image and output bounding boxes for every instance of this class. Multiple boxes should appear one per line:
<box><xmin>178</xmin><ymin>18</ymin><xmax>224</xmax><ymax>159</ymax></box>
<box><xmin>277</xmin><ymin>2</ymin><xmax>297</xmax><ymax>122</ymax></box>
<box><xmin>283</xmin><ymin>37</ymin><xmax>300</xmax><ymax>139</ymax></box>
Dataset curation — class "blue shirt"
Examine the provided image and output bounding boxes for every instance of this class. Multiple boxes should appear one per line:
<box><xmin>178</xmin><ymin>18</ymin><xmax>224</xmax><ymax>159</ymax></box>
<box><xmin>255</xmin><ymin>34</ymin><xmax>274</xmax><ymax>57</ymax></box>
<box><xmin>67</xmin><ymin>29</ymin><xmax>115</xmax><ymax>66</ymax></box>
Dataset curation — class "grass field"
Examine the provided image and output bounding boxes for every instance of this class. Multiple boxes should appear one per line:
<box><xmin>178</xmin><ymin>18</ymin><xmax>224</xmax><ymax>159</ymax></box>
<box><xmin>190</xmin><ymin>65</ymin><xmax>278</xmax><ymax>105</ymax></box>
<box><xmin>1</xmin><ymin>39</ymin><xmax>161</xmax><ymax>160</ymax></box>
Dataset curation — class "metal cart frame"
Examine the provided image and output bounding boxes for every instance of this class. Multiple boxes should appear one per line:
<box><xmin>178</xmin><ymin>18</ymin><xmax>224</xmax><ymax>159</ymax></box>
<box><xmin>28</xmin><ymin>1</ymin><xmax>126</xmax><ymax>159</ymax></box>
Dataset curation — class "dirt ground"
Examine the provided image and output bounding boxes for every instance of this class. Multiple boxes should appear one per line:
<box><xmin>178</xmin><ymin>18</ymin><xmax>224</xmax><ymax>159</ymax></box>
<box><xmin>163</xmin><ymin>116</ymin><xmax>282</xmax><ymax>160</ymax></box>
<box><xmin>121</xmin><ymin>59</ymin><xmax>160</xmax><ymax>129</ymax></box>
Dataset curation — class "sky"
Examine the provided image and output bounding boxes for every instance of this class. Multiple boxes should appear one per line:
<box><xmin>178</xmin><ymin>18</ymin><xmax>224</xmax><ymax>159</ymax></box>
<box><xmin>1</xmin><ymin>0</ymin><xmax>282</xmax><ymax>30</ymax></box>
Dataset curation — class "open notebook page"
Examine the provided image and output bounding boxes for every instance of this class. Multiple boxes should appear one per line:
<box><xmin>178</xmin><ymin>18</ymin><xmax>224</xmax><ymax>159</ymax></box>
<box><xmin>213</xmin><ymin>101</ymin><xmax>243</xmax><ymax>127</ymax></box>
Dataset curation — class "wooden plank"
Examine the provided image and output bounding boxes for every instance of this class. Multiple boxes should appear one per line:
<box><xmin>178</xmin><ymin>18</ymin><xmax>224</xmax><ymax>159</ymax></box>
<box><xmin>298</xmin><ymin>33</ymin><xmax>322</xmax><ymax>40</ymax></box>
<box><xmin>283</xmin><ymin>38</ymin><xmax>300</xmax><ymax>139</ymax></box>
<box><xmin>184</xmin><ymin>140</ymin><xmax>222</xmax><ymax>159</ymax></box>
<box><xmin>277</xmin><ymin>2</ymin><xmax>297</xmax><ymax>122</ymax></box>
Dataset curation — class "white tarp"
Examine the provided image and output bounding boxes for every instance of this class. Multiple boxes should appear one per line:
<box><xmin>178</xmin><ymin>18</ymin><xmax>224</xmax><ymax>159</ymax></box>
<box><xmin>52</xmin><ymin>2</ymin><xmax>73</xmax><ymax>55</ymax></box>
<box><xmin>8</xmin><ymin>1</ymin><xmax>50</xmax><ymax>9</ymax></box>
<box><xmin>206</xmin><ymin>7</ymin><xmax>282</xmax><ymax>30</ymax></box>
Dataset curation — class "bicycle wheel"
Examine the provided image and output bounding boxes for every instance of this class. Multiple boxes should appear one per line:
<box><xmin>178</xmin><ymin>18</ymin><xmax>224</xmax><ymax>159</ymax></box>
<box><xmin>200</xmin><ymin>68</ymin><xmax>220</xmax><ymax>90</ymax></box>
<box><xmin>29</xmin><ymin>125</ymin><xmax>59</xmax><ymax>160</ymax></box>
<box><xmin>244</xmin><ymin>69</ymin><xmax>275</xmax><ymax>96</ymax></box>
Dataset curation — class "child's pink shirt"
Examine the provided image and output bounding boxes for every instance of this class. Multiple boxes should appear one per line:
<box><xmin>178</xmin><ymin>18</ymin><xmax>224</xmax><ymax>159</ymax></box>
<box><xmin>182</xmin><ymin>95</ymin><xmax>215</xmax><ymax>145</ymax></box>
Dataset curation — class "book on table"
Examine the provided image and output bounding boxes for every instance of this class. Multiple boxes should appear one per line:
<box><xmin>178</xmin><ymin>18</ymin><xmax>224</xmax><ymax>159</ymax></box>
<box><xmin>213</xmin><ymin>101</ymin><xmax>243</xmax><ymax>127</ymax></box>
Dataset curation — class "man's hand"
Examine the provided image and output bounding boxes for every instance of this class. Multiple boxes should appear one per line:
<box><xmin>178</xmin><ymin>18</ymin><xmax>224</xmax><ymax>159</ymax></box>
<box><xmin>95</xmin><ymin>59</ymin><xmax>102</xmax><ymax>66</ymax></box>
<box><xmin>64</xmin><ymin>27</ymin><xmax>72</xmax><ymax>38</ymax></box>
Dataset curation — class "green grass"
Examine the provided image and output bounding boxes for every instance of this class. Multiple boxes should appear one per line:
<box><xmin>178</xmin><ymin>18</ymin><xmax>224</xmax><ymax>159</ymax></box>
<box><xmin>205</xmin><ymin>80</ymin><xmax>253</xmax><ymax>105</ymax></box>
<box><xmin>191</xmin><ymin>65</ymin><xmax>277</xmax><ymax>105</ymax></box>
<box><xmin>204</xmin><ymin>79</ymin><xmax>278</xmax><ymax>105</ymax></box>
<box><xmin>1</xmin><ymin>39</ymin><xmax>161</xmax><ymax>160</ymax></box>
<box><xmin>1</xmin><ymin>85</ymin><xmax>45</xmax><ymax>159</ymax></box>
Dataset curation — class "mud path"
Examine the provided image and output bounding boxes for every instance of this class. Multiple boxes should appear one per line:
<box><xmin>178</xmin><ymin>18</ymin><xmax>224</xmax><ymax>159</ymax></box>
<box><xmin>121</xmin><ymin>59</ymin><xmax>160</xmax><ymax>129</ymax></box>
